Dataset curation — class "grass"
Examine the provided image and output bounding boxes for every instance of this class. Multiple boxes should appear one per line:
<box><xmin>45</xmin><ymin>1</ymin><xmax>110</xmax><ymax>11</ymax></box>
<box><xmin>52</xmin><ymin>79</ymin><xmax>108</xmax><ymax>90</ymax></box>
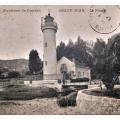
<box><xmin>0</xmin><ymin>83</ymin><xmax>78</xmax><ymax>108</ymax></box>
<box><xmin>0</xmin><ymin>84</ymin><xmax>58</xmax><ymax>100</ymax></box>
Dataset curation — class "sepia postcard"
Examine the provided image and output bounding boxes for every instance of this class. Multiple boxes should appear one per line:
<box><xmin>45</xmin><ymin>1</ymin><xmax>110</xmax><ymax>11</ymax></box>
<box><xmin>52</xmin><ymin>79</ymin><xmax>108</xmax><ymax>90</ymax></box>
<box><xmin>0</xmin><ymin>5</ymin><xmax>120</xmax><ymax>115</ymax></box>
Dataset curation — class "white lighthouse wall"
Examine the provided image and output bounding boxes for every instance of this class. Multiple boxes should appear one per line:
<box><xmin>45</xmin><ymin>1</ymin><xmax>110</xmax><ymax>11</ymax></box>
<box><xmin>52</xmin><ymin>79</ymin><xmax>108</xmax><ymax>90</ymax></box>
<box><xmin>43</xmin><ymin>29</ymin><xmax>57</xmax><ymax>80</ymax></box>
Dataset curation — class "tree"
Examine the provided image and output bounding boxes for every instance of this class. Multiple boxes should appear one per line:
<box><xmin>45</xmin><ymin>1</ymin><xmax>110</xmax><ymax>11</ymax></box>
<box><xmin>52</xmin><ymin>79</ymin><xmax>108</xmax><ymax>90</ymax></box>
<box><xmin>92</xmin><ymin>38</ymin><xmax>114</xmax><ymax>90</ymax></box>
<box><xmin>92</xmin><ymin>38</ymin><xmax>107</xmax><ymax>79</ymax></box>
<box><xmin>74</xmin><ymin>36</ymin><xmax>92</xmax><ymax>66</ymax></box>
<box><xmin>65</xmin><ymin>39</ymin><xmax>75</xmax><ymax>60</ymax></box>
<box><xmin>57</xmin><ymin>36</ymin><xmax>93</xmax><ymax>67</ymax></box>
<box><xmin>103</xmin><ymin>34</ymin><xmax>120</xmax><ymax>91</ymax></box>
<box><xmin>29</xmin><ymin>49</ymin><xmax>43</xmax><ymax>74</ymax></box>
<box><xmin>67</xmin><ymin>39</ymin><xmax>74</xmax><ymax>48</ymax></box>
<box><xmin>57</xmin><ymin>41</ymin><xmax>66</xmax><ymax>61</ymax></box>
<box><xmin>92</xmin><ymin>36</ymin><xmax>120</xmax><ymax>91</ymax></box>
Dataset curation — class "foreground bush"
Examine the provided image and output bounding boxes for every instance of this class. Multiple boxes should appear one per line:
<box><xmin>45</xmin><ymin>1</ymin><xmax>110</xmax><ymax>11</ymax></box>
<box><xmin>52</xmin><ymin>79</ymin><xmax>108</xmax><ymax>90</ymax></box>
<box><xmin>0</xmin><ymin>85</ymin><xmax>58</xmax><ymax>100</ymax></box>
<box><xmin>8</xmin><ymin>71</ymin><xmax>21</xmax><ymax>78</ymax></box>
<box><xmin>61</xmin><ymin>87</ymin><xmax>76</xmax><ymax>96</ymax></box>
<box><xmin>57</xmin><ymin>92</ymin><xmax>78</xmax><ymax>107</ymax></box>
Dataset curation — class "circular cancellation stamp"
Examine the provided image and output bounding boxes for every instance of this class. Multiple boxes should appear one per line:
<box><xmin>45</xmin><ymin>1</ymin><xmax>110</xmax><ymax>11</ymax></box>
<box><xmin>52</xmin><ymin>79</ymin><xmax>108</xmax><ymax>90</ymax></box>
<box><xmin>88</xmin><ymin>5</ymin><xmax>120</xmax><ymax>34</ymax></box>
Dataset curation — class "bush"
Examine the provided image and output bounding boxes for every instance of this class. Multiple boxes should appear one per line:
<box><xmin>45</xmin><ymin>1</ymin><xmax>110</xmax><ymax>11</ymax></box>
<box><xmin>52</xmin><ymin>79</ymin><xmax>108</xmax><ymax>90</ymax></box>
<box><xmin>57</xmin><ymin>92</ymin><xmax>78</xmax><ymax>107</ymax></box>
<box><xmin>25</xmin><ymin>71</ymin><xmax>32</xmax><ymax>75</ymax></box>
<box><xmin>8</xmin><ymin>71</ymin><xmax>21</xmax><ymax>78</ymax></box>
<box><xmin>61</xmin><ymin>87</ymin><xmax>76</xmax><ymax>96</ymax></box>
<box><xmin>71</xmin><ymin>77</ymin><xmax>89</xmax><ymax>82</ymax></box>
<box><xmin>0</xmin><ymin>75</ymin><xmax>6</xmax><ymax>79</ymax></box>
<box><xmin>0</xmin><ymin>85</ymin><xmax>58</xmax><ymax>100</ymax></box>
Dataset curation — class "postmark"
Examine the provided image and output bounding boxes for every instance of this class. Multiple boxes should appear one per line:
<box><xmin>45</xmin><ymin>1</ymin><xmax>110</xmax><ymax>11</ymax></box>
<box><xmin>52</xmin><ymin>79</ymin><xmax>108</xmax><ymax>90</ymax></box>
<box><xmin>88</xmin><ymin>5</ymin><xmax>120</xmax><ymax>34</ymax></box>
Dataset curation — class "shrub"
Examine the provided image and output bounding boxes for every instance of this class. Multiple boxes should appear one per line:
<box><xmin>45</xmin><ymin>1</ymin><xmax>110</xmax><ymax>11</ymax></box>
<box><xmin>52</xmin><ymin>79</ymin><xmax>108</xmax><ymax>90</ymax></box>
<box><xmin>70</xmin><ymin>77</ymin><xmax>89</xmax><ymax>82</ymax></box>
<box><xmin>57</xmin><ymin>92</ymin><xmax>78</xmax><ymax>107</ymax></box>
<box><xmin>0</xmin><ymin>85</ymin><xmax>58</xmax><ymax>100</ymax></box>
<box><xmin>61</xmin><ymin>87</ymin><xmax>76</xmax><ymax>96</ymax></box>
<box><xmin>0</xmin><ymin>75</ymin><xmax>6</xmax><ymax>79</ymax></box>
<box><xmin>8</xmin><ymin>71</ymin><xmax>21</xmax><ymax>78</ymax></box>
<box><xmin>25</xmin><ymin>71</ymin><xmax>32</xmax><ymax>75</ymax></box>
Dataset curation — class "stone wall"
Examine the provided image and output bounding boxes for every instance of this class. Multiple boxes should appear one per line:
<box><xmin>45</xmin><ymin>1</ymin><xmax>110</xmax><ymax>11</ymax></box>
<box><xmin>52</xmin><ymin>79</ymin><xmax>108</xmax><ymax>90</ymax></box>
<box><xmin>76</xmin><ymin>90</ymin><xmax>120</xmax><ymax>114</ymax></box>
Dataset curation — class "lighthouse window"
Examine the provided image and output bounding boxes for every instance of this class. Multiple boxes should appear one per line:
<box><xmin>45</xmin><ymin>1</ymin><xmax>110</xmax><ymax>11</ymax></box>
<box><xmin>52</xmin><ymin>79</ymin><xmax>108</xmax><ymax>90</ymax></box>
<box><xmin>45</xmin><ymin>61</ymin><xmax>47</xmax><ymax>66</ymax></box>
<box><xmin>45</xmin><ymin>42</ymin><xmax>47</xmax><ymax>47</ymax></box>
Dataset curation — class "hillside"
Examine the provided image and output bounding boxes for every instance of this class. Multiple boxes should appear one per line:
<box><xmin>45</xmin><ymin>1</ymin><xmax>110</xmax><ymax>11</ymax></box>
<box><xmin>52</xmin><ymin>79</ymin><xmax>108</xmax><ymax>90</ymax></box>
<box><xmin>0</xmin><ymin>59</ymin><xmax>29</xmax><ymax>72</ymax></box>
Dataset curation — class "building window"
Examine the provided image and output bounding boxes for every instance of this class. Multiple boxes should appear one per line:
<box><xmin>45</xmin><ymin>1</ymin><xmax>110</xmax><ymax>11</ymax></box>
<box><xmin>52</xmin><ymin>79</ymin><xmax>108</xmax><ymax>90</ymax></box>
<box><xmin>45</xmin><ymin>42</ymin><xmax>47</xmax><ymax>47</ymax></box>
<box><xmin>45</xmin><ymin>61</ymin><xmax>47</xmax><ymax>66</ymax></box>
<box><xmin>60</xmin><ymin>64</ymin><xmax>67</xmax><ymax>73</ymax></box>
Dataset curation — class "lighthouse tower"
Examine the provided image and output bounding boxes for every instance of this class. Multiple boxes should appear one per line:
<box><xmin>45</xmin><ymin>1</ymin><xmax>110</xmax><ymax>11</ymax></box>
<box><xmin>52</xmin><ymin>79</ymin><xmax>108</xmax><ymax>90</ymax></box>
<box><xmin>41</xmin><ymin>13</ymin><xmax>58</xmax><ymax>80</ymax></box>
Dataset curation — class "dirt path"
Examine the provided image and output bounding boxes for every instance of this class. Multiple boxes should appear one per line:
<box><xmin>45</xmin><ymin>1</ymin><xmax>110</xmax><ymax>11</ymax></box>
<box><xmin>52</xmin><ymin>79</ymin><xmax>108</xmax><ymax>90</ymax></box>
<box><xmin>0</xmin><ymin>98</ymin><xmax>81</xmax><ymax>115</ymax></box>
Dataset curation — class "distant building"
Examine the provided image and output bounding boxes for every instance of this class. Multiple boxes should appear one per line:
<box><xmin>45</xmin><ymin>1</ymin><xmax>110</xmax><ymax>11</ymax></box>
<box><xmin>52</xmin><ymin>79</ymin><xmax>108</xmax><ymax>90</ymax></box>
<box><xmin>57</xmin><ymin>56</ymin><xmax>91</xmax><ymax>80</ymax></box>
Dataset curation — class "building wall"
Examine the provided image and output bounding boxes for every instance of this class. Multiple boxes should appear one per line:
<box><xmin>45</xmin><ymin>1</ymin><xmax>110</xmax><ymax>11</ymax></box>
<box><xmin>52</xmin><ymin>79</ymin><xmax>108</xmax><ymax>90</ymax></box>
<box><xmin>57</xmin><ymin>57</ymin><xmax>91</xmax><ymax>80</ymax></box>
<box><xmin>57</xmin><ymin>57</ymin><xmax>75</xmax><ymax>79</ymax></box>
<box><xmin>75</xmin><ymin>67</ymin><xmax>91</xmax><ymax>80</ymax></box>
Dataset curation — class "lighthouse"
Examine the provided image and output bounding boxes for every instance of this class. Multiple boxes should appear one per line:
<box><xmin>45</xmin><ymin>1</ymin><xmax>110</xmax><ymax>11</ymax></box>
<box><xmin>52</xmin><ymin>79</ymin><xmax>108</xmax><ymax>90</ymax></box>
<box><xmin>41</xmin><ymin>13</ymin><xmax>58</xmax><ymax>80</ymax></box>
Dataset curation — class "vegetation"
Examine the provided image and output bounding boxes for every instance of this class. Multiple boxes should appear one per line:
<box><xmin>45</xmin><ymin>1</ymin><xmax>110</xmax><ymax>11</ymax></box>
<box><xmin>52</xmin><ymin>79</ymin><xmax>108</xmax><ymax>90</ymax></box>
<box><xmin>0</xmin><ymin>85</ymin><xmax>58</xmax><ymax>100</ymax></box>
<box><xmin>8</xmin><ymin>71</ymin><xmax>21</xmax><ymax>78</ymax></box>
<box><xmin>92</xmin><ymin>35</ymin><xmax>120</xmax><ymax>91</ymax></box>
<box><xmin>57</xmin><ymin>34</ymin><xmax>120</xmax><ymax>92</ymax></box>
<box><xmin>29</xmin><ymin>49</ymin><xmax>43</xmax><ymax>74</ymax></box>
<box><xmin>57</xmin><ymin>36</ymin><xmax>93</xmax><ymax>67</ymax></box>
<box><xmin>57</xmin><ymin>92</ymin><xmax>77</xmax><ymax>107</ymax></box>
<box><xmin>70</xmin><ymin>78</ymin><xmax>89</xmax><ymax>82</ymax></box>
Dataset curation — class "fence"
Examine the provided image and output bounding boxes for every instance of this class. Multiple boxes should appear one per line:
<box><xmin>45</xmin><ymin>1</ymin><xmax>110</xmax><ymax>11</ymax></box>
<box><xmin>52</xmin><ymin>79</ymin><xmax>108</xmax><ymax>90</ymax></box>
<box><xmin>0</xmin><ymin>80</ymin><xmax>24</xmax><ymax>87</ymax></box>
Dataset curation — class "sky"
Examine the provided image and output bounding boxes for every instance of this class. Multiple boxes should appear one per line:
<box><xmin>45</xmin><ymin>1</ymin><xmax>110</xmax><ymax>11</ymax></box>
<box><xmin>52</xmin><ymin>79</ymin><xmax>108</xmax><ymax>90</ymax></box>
<box><xmin>0</xmin><ymin>5</ymin><xmax>120</xmax><ymax>60</ymax></box>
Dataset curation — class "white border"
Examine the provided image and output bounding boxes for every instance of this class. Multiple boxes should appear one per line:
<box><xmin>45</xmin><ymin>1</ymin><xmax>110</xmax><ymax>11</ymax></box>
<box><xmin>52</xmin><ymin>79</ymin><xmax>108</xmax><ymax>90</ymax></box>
<box><xmin>0</xmin><ymin>0</ymin><xmax>119</xmax><ymax>5</ymax></box>
<box><xmin>1</xmin><ymin>115</ymin><xmax>120</xmax><ymax>120</ymax></box>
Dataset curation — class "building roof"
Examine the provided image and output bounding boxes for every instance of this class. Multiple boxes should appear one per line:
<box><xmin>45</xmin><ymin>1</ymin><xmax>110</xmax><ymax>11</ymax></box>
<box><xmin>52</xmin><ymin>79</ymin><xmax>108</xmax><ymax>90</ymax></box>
<box><xmin>57</xmin><ymin>56</ymin><xmax>74</xmax><ymax>65</ymax></box>
<box><xmin>58</xmin><ymin>56</ymin><xmax>90</xmax><ymax>69</ymax></box>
